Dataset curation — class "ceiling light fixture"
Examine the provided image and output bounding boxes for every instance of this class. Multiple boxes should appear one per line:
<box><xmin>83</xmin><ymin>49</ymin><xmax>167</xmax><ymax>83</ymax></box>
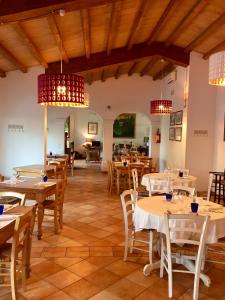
<box><xmin>209</xmin><ymin>51</ymin><xmax>225</xmax><ymax>86</ymax></box>
<box><xmin>150</xmin><ymin>60</ymin><xmax>172</xmax><ymax>115</ymax></box>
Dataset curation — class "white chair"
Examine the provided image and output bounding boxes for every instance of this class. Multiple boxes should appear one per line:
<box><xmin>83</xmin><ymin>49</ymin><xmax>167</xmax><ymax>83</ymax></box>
<box><xmin>0</xmin><ymin>191</ymin><xmax>26</xmax><ymax>206</ymax></box>
<box><xmin>160</xmin><ymin>213</ymin><xmax>209</xmax><ymax>300</ymax></box>
<box><xmin>120</xmin><ymin>190</ymin><xmax>154</xmax><ymax>263</ymax></box>
<box><xmin>131</xmin><ymin>168</ymin><xmax>148</xmax><ymax>197</ymax></box>
<box><xmin>172</xmin><ymin>185</ymin><xmax>195</xmax><ymax>197</ymax></box>
<box><xmin>207</xmin><ymin>173</ymin><xmax>214</xmax><ymax>201</ymax></box>
<box><xmin>148</xmin><ymin>177</ymin><xmax>170</xmax><ymax>196</ymax></box>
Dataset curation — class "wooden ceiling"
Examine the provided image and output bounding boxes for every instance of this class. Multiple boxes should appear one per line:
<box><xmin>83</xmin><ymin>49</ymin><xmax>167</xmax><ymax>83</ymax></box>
<box><xmin>0</xmin><ymin>0</ymin><xmax>225</xmax><ymax>84</ymax></box>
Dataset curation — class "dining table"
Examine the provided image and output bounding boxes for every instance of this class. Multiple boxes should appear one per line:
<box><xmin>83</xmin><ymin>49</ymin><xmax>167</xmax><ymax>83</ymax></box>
<box><xmin>0</xmin><ymin>178</ymin><xmax>58</xmax><ymax>239</ymax></box>
<box><xmin>141</xmin><ymin>172</ymin><xmax>197</xmax><ymax>190</ymax></box>
<box><xmin>0</xmin><ymin>205</ymin><xmax>34</xmax><ymax>277</ymax></box>
<box><xmin>134</xmin><ymin>195</ymin><xmax>225</xmax><ymax>287</ymax></box>
<box><xmin>14</xmin><ymin>164</ymin><xmax>56</xmax><ymax>178</ymax></box>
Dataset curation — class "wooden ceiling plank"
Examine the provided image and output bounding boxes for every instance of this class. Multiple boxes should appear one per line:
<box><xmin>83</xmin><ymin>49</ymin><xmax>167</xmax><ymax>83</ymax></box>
<box><xmin>0</xmin><ymin>0</ymin><xmax>119</xmax><ymax>22</ymax></box>
<box><xmin>185</xmin><ymin>12</ymin><xmax>225</xmax><ymax>52</ymax></box>
<box><xmin>80</xmin><ymin>9</ymin><xmax>91</xmax><ymax>59</ymax></box>
<box><xmin>12</xmin><ymin>21</ymin><xmax>48</xmax><ymax>68</ymax></box>
<box><xmin>114</xmin><ymin>65</ymin><xmax>121</xmax><ymax>79</ymax></box>
<box><xmin>0</xmin><ymin>42</ymin><xmax>27</xmax><ymax>72</ymax></box>
<box><xmin>153</xmin><ymin>62</ymin><xmax>175</xmax><ymax>80</ymax></box>
<box><xmin>45</xmin><ymin>41</ymin><xmax>189</xmax><ymax>74</ymax></box>
<box><xmin>106</xmin><ymin>1</ymin><xmax>121</xmax><ymax>55</ymax></box>
<box><xmin>0</xmin><ymin>69</ymin><xmax>6</xmax><ymax>78</ymax></box>
<box><xmin>128</xmin><ymin>61</ymin><xmax>139</xmax><ymax>76</ymax></box>
<box><xmin>147</xmin><ymin>0</ymin><xmax>179</xmax><ymax>45</ymax></box>
<box><xmin>47</xmin><ymin>14</ymin><xmax>69</xmax><ymax>63</ymax></box>
<box><xmin>140</xmin><ymin>57</ymin><xmax>158</xmax><ymax>77</ymax></box>
<box><xmin>203</xmin><ymin>39</ymin><xmax>225</xmax><ymax>59</ymax></box>
<box><xmin>166</xmin><ymin>0</ymin><xmax>209</xmax><ymax>46</ymax></box>
<box><xmin>127</xmin><ymin>0</ymin><xmax>150</xmax><ymax>50</ymax></box>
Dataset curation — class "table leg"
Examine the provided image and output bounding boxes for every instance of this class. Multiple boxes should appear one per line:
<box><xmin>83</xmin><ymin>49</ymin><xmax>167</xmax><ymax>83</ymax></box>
<box><xmin>37</xmin><ymin>200</ymin><xmax>44</xmax><ymax>240</ymax></box>
<box><xmin>143</xmin><ymin>261</ymin><xmax>161</xmax><ymax>276</ymax></box>
<box><xmin>182</xmin><ymin>259</ymin><xmax>211</xmax><ymax>287</ymax></box>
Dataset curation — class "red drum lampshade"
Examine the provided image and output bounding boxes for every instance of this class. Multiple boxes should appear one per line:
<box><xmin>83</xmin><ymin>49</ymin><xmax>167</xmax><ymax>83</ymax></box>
<box><xmin>38</xmin><ymin>73</ymin><xmax>85</xmax><ymax>107</ymax></box>
<box><xmin>150</xmin><ymin>100</ymin><xmax>172</xmax><ymax>115</ymax></box>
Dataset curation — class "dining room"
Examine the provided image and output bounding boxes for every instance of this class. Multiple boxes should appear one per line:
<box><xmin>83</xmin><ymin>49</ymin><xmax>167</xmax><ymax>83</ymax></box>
<box><xmin>1</xmin><ymin>0</ymin><xmax>225</xmax><ymax>299</ymax></box>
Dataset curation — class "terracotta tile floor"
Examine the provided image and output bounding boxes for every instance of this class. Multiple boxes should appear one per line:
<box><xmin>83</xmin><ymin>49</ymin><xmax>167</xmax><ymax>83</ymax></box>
<box><xmin>1</xmin><ymin>166</ymin><xmax>225</xmax><ymax>299</ymax></box>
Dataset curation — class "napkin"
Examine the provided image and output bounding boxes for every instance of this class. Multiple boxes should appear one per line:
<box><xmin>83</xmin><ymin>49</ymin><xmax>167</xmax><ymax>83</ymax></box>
<box><xmin>35</xmin><ymin>182</ymin><xmax>55</xmax><ymax>187</ymax></box>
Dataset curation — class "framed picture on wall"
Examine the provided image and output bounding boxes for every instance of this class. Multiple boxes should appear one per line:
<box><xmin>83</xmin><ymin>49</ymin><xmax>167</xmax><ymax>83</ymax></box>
<box><xmin>175</xmin><ymin>110</ymin><xmax>183</xmax><ymax>125</ymax></box>
<box><xmin>175</xmin><ymin>127</ymin><xmax>182</xmax><ymax>141</ymax></box>
<box><xmin>170</xmin><ymin>113</ymin><xmax>176</xmax><ymax>126</ymax></box>
<box><xmin>88</xmin><ymin>122</ymin><xmax>98</xmax><ymax>135</ymax></box>
<box><xmin>113</xmin><ymin>113</ymin><xmax>136</xmax><ymax>138</ymax></box>
<box><xmin>169</xmin><ymin>127</ymin><xmax>175</xmax><ymax>141</ymax></box>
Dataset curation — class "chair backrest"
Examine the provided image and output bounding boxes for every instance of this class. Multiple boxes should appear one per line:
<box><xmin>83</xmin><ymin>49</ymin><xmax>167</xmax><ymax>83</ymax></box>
<box><xmin>172</xmin><ymin>185</ymin><xmax>195</xmax><ymax>197</ymax></box>
<box><xmin>120</xmin><ymin>189</ymin><xmax>137</xmax><ymax>232</ymax></box>
<box><xmin>148</xmin><ymin>177</ymin><xmax>170</xmax><ymax>196</ymax></box>
<box><xmin>11</xmin><ymin>208</ymin><xmax>33</xmax><ymax>262</ymax></box>
<box><xmin>207</xmin><ymin>173</ymin><xmax>214</xmax><ymax>201</ymax></box>
<box><xmin>0</xmin><ymin>191</ymin><xmax>26</xmax><ymax>206</ymax></box>
<box><xmin>131</xmin><ymin>168</ymin><xmax>138</xmax><ymax>190</ymax></box>
<box><xmin>163</xmin><ymin>213</ymin><xmax>209</xmax><ymax>266</ymax></box>
<box><xmin>56</xmin><ymin>180</ymin><xmax>66</xmax><ymax>207</ymax></box>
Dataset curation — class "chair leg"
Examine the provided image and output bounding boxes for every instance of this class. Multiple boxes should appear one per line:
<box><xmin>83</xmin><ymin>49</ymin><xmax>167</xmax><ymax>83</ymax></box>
<box><xmin>124</xmin><ymin>231</ymin><xmax>129</xmax><ymax>261</ymax></box>
<box><xmin>130</xmin><ymin>230</ymin><xmax>135</xmax><ymax>253</ymax></box>
<box><xmin>54</xmin><ymin>206</ymin><xmax>59</xmax><ymax>234</ymax></box>
<box><xmin>59</xmin><ymin>207</ymin><xmax>63</xmax><ymax>229</ymax></box>
<box><xmin>149</xmin><ymin>230</ymin><xmax>153</xmax><ymax>265</ymax></box>
<box><xmin>11</xmin><ymin>261</ymin><xmax>17</xmax><ymax>300</ymax></box>
<box><xmin>167</xmin><ymin>253</ymin><xmax>173</xmax><ymax>298</ymax></box>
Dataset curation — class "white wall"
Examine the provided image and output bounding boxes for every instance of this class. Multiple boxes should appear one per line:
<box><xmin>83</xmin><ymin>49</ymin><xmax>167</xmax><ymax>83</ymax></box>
<box><xmin>213</xmin><ymin>87</ymin><xmax>225</xmax><ymax>171</ymax></box>
<box><xmin>0</xmin><ymin>66</ymin><xmax>44</xmax><ymax>177</ymax></box>
<box><xmin>160</xmin><ymin>66</ymin><xmax>188</xmax><ymax>171</ymax></box>
<box><xmin>185</xmin><ymin>52</ymin><xmax>217</xmax><ymax>190</ymax></box>
<box><xmin>0</xmin><ymin>69</ymin><xmax>161</xmax><ymax>176</ymax></box>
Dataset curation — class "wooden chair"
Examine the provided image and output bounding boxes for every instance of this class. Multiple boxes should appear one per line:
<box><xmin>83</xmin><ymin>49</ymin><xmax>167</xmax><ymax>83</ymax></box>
<box><xmin>160</xmin><ymin>213</ymin><xmax>209</xmax><ymax>300</ymax></box>
<box><xmin>40</xmin><ymin>180</ymin><xmax>66</xmax><ymax>233</ymax></box>
<box><xmin>0</xmin><ymin>192</ymin><xmax>26</xmax><ymax>206</ymax></box>
<box><xmin>120</xmin><ymin>190</ymin><xmax>154</xmax><ymax>263</ymax></box>
<box><xmin>116</xmin><ymin>165</ymin><xmax>131</xmax><ymax>195</ymax></box>
<box><xmin>0</xmin><ymin>208</ymin><xmax>33</xmax><ymax>300</ymax></box>
<box><xmin>107</xmin><ymin>161</ymin><xmax>116</xmax><ymax>194</ymax></box>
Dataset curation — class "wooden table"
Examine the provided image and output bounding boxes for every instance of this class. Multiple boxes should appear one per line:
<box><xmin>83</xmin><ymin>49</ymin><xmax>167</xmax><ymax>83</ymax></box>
<box><xmin>0</xmin><ymin>178</ymin><xmax>58</xmax><ymax>239</ymax></box>
<box><xmin>14</xmin><ymin>164</ymin><xmax>56</xmax><ymax>178</ymax></box>
<box><xmin>0</xmin><ymin>206</ymin><xmax>34</xmax><ymax>277</ymax></box>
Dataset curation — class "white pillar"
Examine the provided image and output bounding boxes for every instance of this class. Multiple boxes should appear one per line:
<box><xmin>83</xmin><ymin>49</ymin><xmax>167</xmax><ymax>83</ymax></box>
<box><xmin>101</xmin><ymin>119</ymin><xmax>114</xmax><ymax>171</ymax></box>
<box><xmin>150</xmin><ymin>120</ymin><xmax>160</xmax><ymax>171</ymax></box>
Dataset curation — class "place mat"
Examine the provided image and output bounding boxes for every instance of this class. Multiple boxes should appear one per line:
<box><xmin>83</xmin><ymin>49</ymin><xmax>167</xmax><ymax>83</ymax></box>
<box><xmin>0</xmin><ymin>179</ymin><xmax>26</xmax><ymax>185</ymax></box>
<box><xmin>35</xmin><ymin>182</ymin><xmax>55</xmax><ymax>187</ymax></box>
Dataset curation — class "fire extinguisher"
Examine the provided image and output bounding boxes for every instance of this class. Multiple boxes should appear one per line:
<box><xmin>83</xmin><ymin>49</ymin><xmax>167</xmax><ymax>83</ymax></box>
<box><xmin>155</xmin><ymin>128</ymin><xmax>161</xmax><ymax>143</ymax></box>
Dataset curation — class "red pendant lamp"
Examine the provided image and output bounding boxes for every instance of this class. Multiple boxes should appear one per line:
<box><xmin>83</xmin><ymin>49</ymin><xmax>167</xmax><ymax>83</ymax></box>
<box><xmin>150</xmin><ymin>99</ymin><xmax>172</xmax><ymax>115</ymax></box>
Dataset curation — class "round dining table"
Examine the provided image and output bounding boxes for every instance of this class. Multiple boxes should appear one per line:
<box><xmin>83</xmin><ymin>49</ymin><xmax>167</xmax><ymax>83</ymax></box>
<box><xmin>141</xmin><ymin>172</ymin><xmax>197</xmax><ymax>190</ymax></box>
<box><xmin>134</xmin><ymin>195</ymin><xmax>225</xmax><ymax>286</ymax></box>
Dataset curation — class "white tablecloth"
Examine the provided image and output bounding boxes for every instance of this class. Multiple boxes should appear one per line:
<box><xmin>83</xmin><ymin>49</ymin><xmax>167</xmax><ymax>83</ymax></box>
<box><xmin>134</xmin><ymin>196</ymin><xmax>225</xmax><ymax>244</ymax></box>
<box><xmin>141</xmin><ymin>173</ymin><xmax>197</xmax><ymax>190</ymax></box>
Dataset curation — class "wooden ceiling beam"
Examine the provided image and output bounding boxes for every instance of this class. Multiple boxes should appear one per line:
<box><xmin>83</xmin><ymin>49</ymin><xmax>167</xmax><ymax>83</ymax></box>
<box><xmin>101</xmin><ymin>69</ymin><xmax>106</xmax><ymax>82</ymax></box>
<box><xmin>166</xmin><ymin>0</ymin><xmax>209</xmax><ymax>46</ymax></box>
<box><xmin>12</xmin><ymin>22</ymin><xmax>48</xmax><ymax>68</ymax></box>
<box><xmin>128</xmin><ymin>61</ymin><xmax>139</xmax><ymax>76</ymax></box>
<box><xmin>114</xmin><ymin>65</ymin><xmax>121</xmax><ymax>79</ymax></box>
<box><xmin>106</xmin><ymin>1</ymin><xmax>121</xmax><ymax>55</ymax></box>
<box><xmin>0</xmin><ymin>0</ymin><xmax>119</xmax><ymax>22</ymax></box>
<box><xmin>140</xmin><ymin>57</ymin><xmax>158</xmax><ymax>77</ymax></box>
<box><xmin>80</xmin><ymin>9</ymin><xmax>91</xmax><ymax>59</ymax></box>
<box><xmin>147</xmin><ymin>0</ymin><xmax>179</xmax><ymax>45</ymax></box>
<box><xmin>0</xmin><ymin>43</ymin><xmax>27</xmax><ymax>72</ymax></box>
<box><xmin>203</xmin><ymin>39</ymin><xmax>225</xmax><ymax>59</ymax></box>
<box><xmin>153</xmin><ymin>62</ymin><xmax>175</xmax><ymax>81</ymax></box>
<box><xmin>45</xmin><ymin>42</ymin><xmax>189</xmax><ymax>74</ymax></box>
<box><xmin>47</xmin><ymin>14</ymin><xmax>69</xmax><ymax>63</ymax></box>
<box><xmin>185</xmin><ymin>12</ymin><xmax>225</xmax><ymax>52</ymax></box>
<box><xmin>127</xmin><ymin>0</ymin><xmax>150</xmax><ymax>50</ymax></box>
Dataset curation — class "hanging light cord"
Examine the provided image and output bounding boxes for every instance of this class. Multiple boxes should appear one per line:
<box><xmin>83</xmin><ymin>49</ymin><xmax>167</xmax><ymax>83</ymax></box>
<box><xmin>60</xmin><ymin>36</ymin><xmax>63</xmax><ymax>74</ymax></box>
